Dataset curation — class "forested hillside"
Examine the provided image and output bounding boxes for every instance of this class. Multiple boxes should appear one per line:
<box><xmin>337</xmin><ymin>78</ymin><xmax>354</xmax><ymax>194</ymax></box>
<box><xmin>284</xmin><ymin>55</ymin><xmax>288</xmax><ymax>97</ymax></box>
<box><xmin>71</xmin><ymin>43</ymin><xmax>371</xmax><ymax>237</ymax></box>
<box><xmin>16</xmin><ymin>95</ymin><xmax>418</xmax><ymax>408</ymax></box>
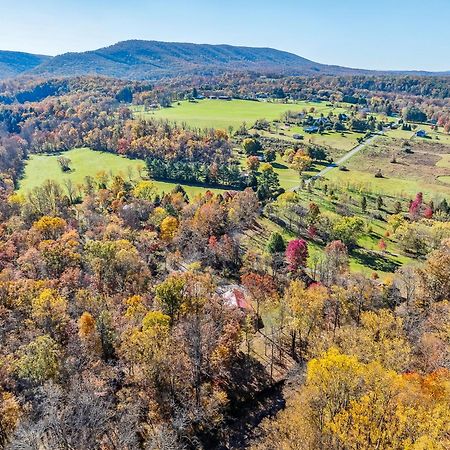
<box><xmin>0</xmin><ymin>51</ymin><xmax>50</xmax><ymax>79</ymax></box>
<box><xmin>1</xmin><ymin>40</ymin><xmax>449</xmax><ymax>81</ymax></box>
<box><xmin>0</xmin><ymin>74</ymin><xmax>449</xmax><ymax>449</ymax></box>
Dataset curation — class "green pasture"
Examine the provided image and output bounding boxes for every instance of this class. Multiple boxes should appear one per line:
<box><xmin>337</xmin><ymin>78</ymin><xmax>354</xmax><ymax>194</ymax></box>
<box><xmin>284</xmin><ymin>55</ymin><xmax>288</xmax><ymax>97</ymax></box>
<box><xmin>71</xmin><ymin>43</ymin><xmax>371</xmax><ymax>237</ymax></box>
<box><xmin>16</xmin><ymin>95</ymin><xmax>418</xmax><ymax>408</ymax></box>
<box><xmin>133</xmin><ymin>99</ymin><xmax>350</xmax><ymax>131</ymax></box>
<box><xmin>322</xmin><ymin>136</ymin><xmax>450</xmax><ymax>199</ymax></box>
<box><xmin>17</xmin><ymin>147</ymin><xmax>225</xmax><ymax>198</ymax></box>
<box><xmin>386</xmin><ymin>124</ymin><xmax>450</xmax><ymax>145</ymax></box>
<box><xmin>325</xmin><ymin>169</ymin><xmax>450</xmax><ymax>199</ymax></box>
<box><xmin>436</xmin><ymin>154</ymin><xmax>450</xmax><ymax>168</ymax></box>
<box><xmin>18</xmin><ymin>148</ymin><xmax>145</xmax><ymax>193</ymax></box>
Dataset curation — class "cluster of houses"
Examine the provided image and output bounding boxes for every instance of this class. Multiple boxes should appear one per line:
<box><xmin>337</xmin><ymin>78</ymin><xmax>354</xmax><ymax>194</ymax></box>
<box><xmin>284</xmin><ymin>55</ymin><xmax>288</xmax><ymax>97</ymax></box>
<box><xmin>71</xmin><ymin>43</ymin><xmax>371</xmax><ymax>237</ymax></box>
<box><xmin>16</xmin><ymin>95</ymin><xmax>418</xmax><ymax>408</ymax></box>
<box><xmin>207</xmin><ymin>95</ymin><xmax>232</xmax><ymax>101</ymax></box>
<box><xmin>190</xmin><ymin>92</ymin><xmax>232</xmax><ymax>101</ymax></box>
<box><xmin>303</xmin><ymin>113</ymin><xmax>349</xmax><ymax>134</ymax></box>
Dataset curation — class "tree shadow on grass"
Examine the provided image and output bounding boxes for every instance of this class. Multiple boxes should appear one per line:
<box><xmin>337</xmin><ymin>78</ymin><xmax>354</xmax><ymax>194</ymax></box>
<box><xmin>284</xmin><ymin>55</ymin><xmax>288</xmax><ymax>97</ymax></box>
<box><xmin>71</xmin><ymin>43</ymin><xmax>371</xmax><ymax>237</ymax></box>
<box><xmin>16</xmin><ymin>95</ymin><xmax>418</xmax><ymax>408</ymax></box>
<box><xmin>272</xmin><ymin>162</ymin><xmax>288</xmax><ymax>170</ymax></box>
<box><xmin>351</xmin><ymin>248</ymin><xmax>401</xmax><ymax>272</ymax></box>
<box><xmin>308</xmin><ymin>162</ymin><xmax>330</xmax><ymax>174</ymax></box>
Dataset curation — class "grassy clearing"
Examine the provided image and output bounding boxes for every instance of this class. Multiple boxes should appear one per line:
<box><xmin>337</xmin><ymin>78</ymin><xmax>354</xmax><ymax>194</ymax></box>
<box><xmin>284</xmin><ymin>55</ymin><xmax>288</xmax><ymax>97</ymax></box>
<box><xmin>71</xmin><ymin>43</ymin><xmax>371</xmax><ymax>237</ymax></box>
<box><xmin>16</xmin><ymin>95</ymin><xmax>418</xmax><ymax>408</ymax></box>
<box><xmin>133</xmin><ymin>99</ymin><xmax>351</xmax><ymax>132</ymax></box>
<box><xmin>436</xmin><ymin>154</ymin><xmax>450</xmax><ymax>168</ymax></box>
<box><xmin>414</xmin><ymin>125</ymin><xmax>450</xmax><ymax>145</ymax></box>
<box><xmin>323</xmin><ymin>137</ymin><xmax>450</xmax><ymax>199</ymax></box>
<box><xmin>385</xmin><ymin>124</ymin><xmax>450</xmax><ymax>145</ymax></box>
<box><xmin>285</xmin><ymin>125</ymin><xmax>361</xmax><ymax>154</ymax></box>
<box><xmin>259</xmin><ymin>127</ymin><xmax>362</xmax><ymax>156</ymax></box>
<box><xmin>272</xmin><ymin>155</ymin><xmax>301</xmax><ymax>191</ymax></box>
<box><xmin>384</xmin><ymin>128</ymin><xmax>415</xmax><ymax>140</ymax></box>
<box><xmin>18</xmin><ymin>148</ymin><xmax>226</xmax><ymax>198</ymax></box>
<box><xmin>325</xmin><ymin>169</ymin><xmax>447</xmax><ymax>198</ymax></box>
<box><xmin>302</xmin><ymin>130</ymin><xmax>361</xmax><ymax>154</ymax></box>
<box><xmin>134</xmin><ymin>99</ymin><xmax>312</xmax><ymax>130</ymax></box>
<box><xmin>18</xmin><ymin>148</ymin><xmax>145</xmax><ymax>193</ymax></box>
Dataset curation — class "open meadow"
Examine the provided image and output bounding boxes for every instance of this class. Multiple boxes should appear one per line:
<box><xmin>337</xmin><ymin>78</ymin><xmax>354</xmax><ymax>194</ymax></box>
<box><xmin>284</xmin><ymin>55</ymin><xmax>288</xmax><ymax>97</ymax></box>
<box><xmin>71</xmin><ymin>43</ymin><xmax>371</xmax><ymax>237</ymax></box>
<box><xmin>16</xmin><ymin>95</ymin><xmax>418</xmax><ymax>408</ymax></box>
<box><xmin>385</xmin><ymin>123</ymin><xmax>450</xmax><ymax>145</ymax></box>
<box><xmin>18</xmin><ymin>148</ymin><xmax>146</xmax><ymax>193</ymax></box>
<box><xmin>18</xmin><ymin>147</ymin><xmax>225</xmax><ymax>198</ymax></box>
<box><xmin>133</xmin><ymin>98</ymin><xmax>351</xmax><ymax>132</ymax></box>
<box><xmin>323</xmin><ymin>136</ymin><xmax>450</xmax><ymax>199</ymax></box>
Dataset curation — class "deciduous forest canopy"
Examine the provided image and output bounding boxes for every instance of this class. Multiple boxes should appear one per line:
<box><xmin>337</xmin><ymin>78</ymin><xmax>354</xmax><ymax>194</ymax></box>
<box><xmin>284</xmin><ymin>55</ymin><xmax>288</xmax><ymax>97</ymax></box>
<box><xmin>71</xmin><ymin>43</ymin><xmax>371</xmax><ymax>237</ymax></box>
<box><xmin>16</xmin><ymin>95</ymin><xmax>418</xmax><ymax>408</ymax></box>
<box><xmin>0</xmin><ymin>14</ymin><xmax>449</xmax><ymax>450</ymax></box>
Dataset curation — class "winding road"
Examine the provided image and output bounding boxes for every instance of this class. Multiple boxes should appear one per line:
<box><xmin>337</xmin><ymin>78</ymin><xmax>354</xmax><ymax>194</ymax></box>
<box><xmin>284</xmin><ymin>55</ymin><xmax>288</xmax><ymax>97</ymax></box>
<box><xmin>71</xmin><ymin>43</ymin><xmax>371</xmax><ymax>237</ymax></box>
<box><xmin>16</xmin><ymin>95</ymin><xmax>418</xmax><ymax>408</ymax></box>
<box><xmin>305</xmin><ymin>132</ymin><xmax>383</xmax><ymax>184</ymax></box>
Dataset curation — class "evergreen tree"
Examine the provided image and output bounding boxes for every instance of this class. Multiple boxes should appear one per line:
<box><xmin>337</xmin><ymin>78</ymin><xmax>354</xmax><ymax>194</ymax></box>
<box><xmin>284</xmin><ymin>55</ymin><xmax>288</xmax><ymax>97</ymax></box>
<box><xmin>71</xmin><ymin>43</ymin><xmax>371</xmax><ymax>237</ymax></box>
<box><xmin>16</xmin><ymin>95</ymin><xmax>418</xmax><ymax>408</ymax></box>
<box><xmin>257</xmin><ymin>163</ymin><xmax>281</xmax><ymax>200</ymax></box>
<box><xmin>377</xmin><ymin>195</ymin><xmax>384</xmax><ymax>210</ymax></box>
<box><xmin>361</xmin><ymin>196</ymin><xmax>367</xmax><ymax>213</ymax></box>
<box><xmin>438</xmin><ymin>198</ymin><xmax>449</xmax><ymax>214</ymax></box>
<box><xmin>267</xmin><ymin>232</ymin><xmax>286</xmax><ymax>254</ymax></box>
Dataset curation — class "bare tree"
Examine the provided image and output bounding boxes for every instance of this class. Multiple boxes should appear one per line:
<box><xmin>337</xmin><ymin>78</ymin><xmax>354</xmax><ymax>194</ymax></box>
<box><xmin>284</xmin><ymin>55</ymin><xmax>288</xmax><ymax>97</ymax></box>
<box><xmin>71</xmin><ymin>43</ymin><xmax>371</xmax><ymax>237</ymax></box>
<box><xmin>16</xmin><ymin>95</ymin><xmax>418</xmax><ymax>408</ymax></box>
<box><xmin>395</xmin><ymin>265</ymin><xmax>418</xmax><ymax>306</ymax></box>
<box><xmin>57</xmin><ymin>156</ymin><xmax>72</xmax><ymax>172</ymax></box>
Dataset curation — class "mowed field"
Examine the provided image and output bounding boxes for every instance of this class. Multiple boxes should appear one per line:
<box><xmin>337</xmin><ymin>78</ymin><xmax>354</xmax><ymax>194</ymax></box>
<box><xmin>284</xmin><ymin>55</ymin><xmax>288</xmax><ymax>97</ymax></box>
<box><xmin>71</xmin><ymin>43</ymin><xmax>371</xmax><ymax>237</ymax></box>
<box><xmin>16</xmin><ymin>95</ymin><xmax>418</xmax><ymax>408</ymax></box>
<box><xmin>286</xmin><ymin>127</ymin><xmax>361</xmax><ymax>154</ymax></box>
<box><xmin>136</xmin><ymin>99</ymin><xmax>376</xmax><ymax>165</ymax></box>
<box><xmin>133</xmin><ymin>99</ymin><xmax>349</xmax><ymax>131</ymax></box>
<box><xmin>324</xmin><ymin>137</ymin><xmax>450</xmax><ymax>199</ymax></box>
<box><xmin>18</xmin><ymin>148</ymin><xmax>225</xmax><ymax>198</ymax></box>
<box><xmin>385</xmin><ymin>124</ymin><xmax>450</xmax><ymax>145</ymax></box>
<box><xmin>18</xmin><ymin>148</ymin><xmax>146</xmax><ymax>193</ymax></box>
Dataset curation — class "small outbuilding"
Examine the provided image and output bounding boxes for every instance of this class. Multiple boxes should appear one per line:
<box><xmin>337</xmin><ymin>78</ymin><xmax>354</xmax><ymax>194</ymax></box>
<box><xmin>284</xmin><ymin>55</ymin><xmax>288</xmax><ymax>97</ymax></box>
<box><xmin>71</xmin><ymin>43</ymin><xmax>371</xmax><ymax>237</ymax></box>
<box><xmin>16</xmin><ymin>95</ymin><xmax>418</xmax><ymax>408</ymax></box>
<box><xmin>304</xmin><ymin>126</ymin><xmax>319</xmax><ymax>133</ymax></box>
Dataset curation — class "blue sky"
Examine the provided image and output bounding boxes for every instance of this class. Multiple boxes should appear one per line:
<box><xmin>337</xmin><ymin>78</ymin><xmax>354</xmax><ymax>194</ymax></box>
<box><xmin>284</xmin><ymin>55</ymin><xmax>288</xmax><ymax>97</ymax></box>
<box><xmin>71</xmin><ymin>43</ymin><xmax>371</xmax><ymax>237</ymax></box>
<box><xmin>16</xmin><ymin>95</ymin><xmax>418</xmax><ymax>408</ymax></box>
<box><xmin>0</xmin><ymin>0</ymin><xmax>448</xmax><ymax>71</ymax></box>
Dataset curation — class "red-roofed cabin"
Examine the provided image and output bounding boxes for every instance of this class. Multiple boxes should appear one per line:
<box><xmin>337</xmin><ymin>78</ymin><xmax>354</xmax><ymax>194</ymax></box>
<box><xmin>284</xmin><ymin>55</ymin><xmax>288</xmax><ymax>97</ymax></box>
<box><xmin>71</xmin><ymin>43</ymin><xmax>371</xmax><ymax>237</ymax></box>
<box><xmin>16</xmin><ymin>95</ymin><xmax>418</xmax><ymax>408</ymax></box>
<box><xmin>222</xmin><ymin>287</ymin><xmax>264</xmax><ymax>330</ymax></box>
<box><xmin>223</xmin><ymin>288</ymin><xmax>252</xmax><ymax>311</ymax></box>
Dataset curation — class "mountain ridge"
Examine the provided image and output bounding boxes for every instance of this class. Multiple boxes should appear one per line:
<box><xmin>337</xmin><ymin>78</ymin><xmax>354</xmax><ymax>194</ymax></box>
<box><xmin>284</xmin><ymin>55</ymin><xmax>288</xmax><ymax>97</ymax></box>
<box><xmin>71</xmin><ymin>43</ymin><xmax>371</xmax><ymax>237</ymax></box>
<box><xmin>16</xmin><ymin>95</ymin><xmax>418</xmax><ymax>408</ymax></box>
<box><xmin>0</xmin><ymin>51</ymin><xmax>51</xmax><ymax>79</ymax></box>
<box><xmin>1</xmin><ymin>40</ymin><xmax>449</xmax><ymax>80</ymax></box>
<box><xmin>30</xmin><ymin>40</ymin><xmax>358</xmax><ymax>79</ymax></box>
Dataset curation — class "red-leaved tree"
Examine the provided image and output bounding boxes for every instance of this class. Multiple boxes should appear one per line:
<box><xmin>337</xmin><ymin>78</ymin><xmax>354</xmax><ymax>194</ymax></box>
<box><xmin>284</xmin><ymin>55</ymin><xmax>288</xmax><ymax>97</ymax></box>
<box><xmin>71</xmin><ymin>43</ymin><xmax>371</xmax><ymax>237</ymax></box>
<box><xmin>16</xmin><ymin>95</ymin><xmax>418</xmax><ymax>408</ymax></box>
<box><xmin>423</xmin><ymin>206</ymin><xmax>433</xmax><ymax>219</ymax></box>
<box><xmin>285</xmin><ymin>239</ymin><xmax>309</xmax><ymax>272</ymax></box>
<box><xmin>409</xmin><ymin>192</ymin><xmax>423</xmax><ymax>219</ymax></box>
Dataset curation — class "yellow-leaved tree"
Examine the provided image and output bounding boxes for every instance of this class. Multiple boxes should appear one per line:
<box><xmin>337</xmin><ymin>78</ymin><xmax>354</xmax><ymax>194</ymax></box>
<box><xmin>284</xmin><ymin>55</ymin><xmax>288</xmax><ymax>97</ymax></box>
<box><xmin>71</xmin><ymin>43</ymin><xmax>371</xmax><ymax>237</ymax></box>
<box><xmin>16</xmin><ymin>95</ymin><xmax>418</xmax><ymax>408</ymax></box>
<box><xmin>291</xmin><ymin>150</ymin><xmax>313</xmax><ymax>176</ymax></box>
<box><xmin>251</xmin><ymin>349</ymin><xmax>450</xmax><ymax>450</ymax></box>
<box><xmin>160</xmin><ymin>216</ymin><xmax>179</xmax><ymax>241</ymax></box>
<box><xmin>0</xmin><ymin>390</ymin><xmax>21</xmax><ymax>448</ymax></box>
<box><xmin>31</xmin><ymin>288</ymin><xmax>68</xmax><ymax>337</ymax></box>
<box><xmin>282</xmin><ymin>281</ymin><xmax>328</xmax><ymax>361</ymax></box>
<box><xmin>335</xmin><ymin>309</ymin><xmax>412</xmax><ymax>372</ymax></box>
<box><xmin>33</xmin><ymin>216</ymin><xmax>67</xmax><ymax>240</ymax></box>
<box><xmin>123</xmin><ymin>295</ymin><xmax>148</xmax><ymax>322</ymax></box>
<box><xmin>120</xmin><ymin>310</ymin><xmax>171</xmax><ymax>384</ymax></box>
<box><xmin>133</xmin><ymin>180</ymin><xmax>156</xmax><ymax>201</ymax></box>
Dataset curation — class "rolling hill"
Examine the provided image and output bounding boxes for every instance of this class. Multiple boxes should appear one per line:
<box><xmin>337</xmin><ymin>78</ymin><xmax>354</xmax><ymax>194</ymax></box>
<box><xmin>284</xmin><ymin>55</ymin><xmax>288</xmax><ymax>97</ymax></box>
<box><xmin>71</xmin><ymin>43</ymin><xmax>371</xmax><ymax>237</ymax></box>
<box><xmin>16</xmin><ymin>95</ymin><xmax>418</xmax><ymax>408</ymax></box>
<box><xmin>0</xmin><ymin>51</ymin><xmax>51</xmax><ymax>79</ymax></box>
<box><xmin>30</xmin><ymin>40</ymin><xmax>369</xmax><ymax>79</ymax></box>
<box><xmin>1</xmin><ymin>40</ymin><xmax>449</xmax><ymax>80</ymax></box>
